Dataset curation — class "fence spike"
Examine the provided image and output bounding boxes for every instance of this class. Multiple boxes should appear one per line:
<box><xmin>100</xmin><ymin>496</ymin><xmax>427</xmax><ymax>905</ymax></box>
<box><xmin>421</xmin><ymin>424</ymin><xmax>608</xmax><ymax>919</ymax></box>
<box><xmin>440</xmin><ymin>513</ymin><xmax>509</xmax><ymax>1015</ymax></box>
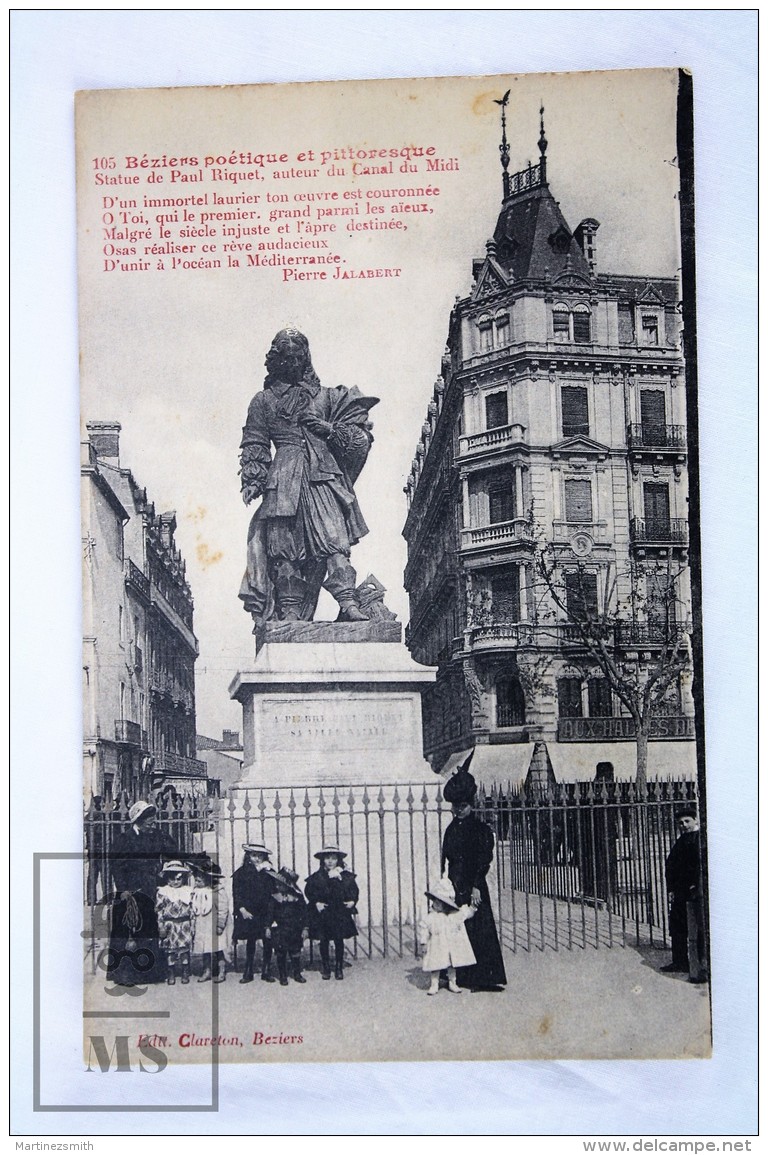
<box><xmin>406</xmin><ymin>786</ymin><xmax>415</xmax><ymax>810</ymax></box>
<box><xmin>303</xmin><ymin>788</ymin><xmax>311</xmax><ymax>813</ymax></box>
<box><xmin>274</xmin><ymin>790</ymin><xmax>282</xmax><ymax>812</ymax></box>
<box><xmin>242</xmin><ymin>790</ymin><xmax>251</xmax><ymax>816</ymax></box>
<box><xmin>288</xmin><ymin>789</ymin><xmax>296</xmax><ymax>814</ymax></box>
<box><xmin>257</xmin><ymin>790</ymin><xmax>267</xmax><ymax>816</ymax></box>
<box><xmin>332</xmin><ymin>788</ymin><xmax>341</xmax><ymax>813</ymax></box>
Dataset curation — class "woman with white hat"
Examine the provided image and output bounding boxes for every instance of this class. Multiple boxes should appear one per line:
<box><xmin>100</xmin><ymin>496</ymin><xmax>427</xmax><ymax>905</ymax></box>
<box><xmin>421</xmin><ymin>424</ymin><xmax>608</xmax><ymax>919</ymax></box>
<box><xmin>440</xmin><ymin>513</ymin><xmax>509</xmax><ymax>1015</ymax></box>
<box><xmin>305</xmin><ymin>847</ymin><xmax>359</xmax><ymax>980</ymax></box>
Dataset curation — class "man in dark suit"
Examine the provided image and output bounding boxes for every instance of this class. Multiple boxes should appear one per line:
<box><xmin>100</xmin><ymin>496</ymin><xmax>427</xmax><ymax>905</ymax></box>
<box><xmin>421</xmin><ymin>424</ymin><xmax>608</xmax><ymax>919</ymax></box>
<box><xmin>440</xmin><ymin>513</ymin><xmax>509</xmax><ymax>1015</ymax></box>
<box><xmin>663</xmin><ymin>807</ymin><xmax>707</xmax><ymax>984</ymax></box>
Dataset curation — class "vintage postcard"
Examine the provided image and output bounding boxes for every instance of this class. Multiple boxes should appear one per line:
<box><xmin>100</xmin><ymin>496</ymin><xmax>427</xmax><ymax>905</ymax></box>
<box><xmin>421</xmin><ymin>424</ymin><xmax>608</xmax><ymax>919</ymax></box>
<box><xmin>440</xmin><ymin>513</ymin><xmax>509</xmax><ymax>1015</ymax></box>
<box><xmin>77</xmin><ymin>68</ymin><xmax>711</xmax><ymax>1067</ymax></box>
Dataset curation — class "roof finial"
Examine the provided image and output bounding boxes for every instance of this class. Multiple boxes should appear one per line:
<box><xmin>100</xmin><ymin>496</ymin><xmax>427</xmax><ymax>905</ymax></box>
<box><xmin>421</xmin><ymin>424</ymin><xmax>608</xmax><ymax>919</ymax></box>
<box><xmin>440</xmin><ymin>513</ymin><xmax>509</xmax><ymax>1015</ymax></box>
<box><xmin>538</xmin><ymin>101</ymin><xmax>548</xmax><ymax>185</ymax></box>
<box><xmin>494</xmin><ymin>88</ymin><xmax>511</xmax><ymax>201</ymax></box>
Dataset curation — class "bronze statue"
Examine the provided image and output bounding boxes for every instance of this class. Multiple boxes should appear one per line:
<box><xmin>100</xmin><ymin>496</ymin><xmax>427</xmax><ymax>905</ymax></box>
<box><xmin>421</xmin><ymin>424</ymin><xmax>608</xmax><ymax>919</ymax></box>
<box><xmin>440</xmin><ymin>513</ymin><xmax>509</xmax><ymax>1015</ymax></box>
<box><xmin>239</xmin><ymin>328</ymin><xmax>379</xmax><ymax>629</ymax></box>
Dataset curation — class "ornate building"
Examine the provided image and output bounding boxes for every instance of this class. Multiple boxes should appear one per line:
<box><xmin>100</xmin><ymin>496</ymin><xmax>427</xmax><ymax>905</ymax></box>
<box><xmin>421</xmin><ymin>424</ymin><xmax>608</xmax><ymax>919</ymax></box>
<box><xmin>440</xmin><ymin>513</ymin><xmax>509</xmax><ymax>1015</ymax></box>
<box><xmin>403</xmin><ymin>109</ymin><xmax>696</xmax><ymax>782</ymax></box>
<box><xmin>82</xmin><ymin>421</ymin><xmax>207</xmax><ymax>801</ymax></box>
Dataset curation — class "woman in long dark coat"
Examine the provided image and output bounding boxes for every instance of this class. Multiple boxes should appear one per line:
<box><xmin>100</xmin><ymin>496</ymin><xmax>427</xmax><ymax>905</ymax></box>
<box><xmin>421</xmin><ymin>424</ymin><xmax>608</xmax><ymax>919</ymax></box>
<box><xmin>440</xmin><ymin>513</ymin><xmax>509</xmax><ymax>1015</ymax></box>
<box><xmin>305</xmin><ymin>846</ymin><xmax>359</xmax><ymax>980</ymax></box>
<box><xmin>441</xmin><ymin>762</ymin><xmax>507</xmax><ymax>991</ymax></box>
<box><xmin>107</xmin><ymin>801</ymin><xmax>177</xmax><ymax>985</ymax></box>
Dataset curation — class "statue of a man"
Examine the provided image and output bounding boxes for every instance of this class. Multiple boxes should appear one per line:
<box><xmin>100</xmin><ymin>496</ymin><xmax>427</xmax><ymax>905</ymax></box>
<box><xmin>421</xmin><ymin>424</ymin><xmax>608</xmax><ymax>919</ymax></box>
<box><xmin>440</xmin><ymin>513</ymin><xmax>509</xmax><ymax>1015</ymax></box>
<box><xmin>238</xmin><ymin>328</ymin><xmax>379</xmax><ymax>628</ymax></box>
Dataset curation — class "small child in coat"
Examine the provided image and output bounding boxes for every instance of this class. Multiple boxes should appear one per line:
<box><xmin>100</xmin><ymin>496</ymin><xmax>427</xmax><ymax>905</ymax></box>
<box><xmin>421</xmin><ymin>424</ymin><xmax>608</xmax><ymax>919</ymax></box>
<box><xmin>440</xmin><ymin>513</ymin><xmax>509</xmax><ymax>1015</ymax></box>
<box><xmin>156</xmin><ymin>861</ymin><xmax>196</xmax><ymax>985</ymax></box>
<box><xmin>191</xmin><ymin>856</ymin><xmax>229</xmax><ymax>983</ymax></box>
<box><xmin>420</xmin><ymin>876</ymin><xmax>476</xmax><ymax>996</ymax></box>
<box><xmin>265</xmin><ymin>867</ymin><xmax>308</xmax><ymax>985</ymax></box>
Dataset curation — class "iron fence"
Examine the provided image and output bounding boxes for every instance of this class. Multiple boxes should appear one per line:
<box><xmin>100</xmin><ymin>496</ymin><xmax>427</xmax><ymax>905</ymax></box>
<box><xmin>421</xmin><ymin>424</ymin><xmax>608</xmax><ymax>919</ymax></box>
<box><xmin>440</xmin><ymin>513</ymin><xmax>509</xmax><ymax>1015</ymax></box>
<box><xmin>84</xmin><ymin>776</ymin><xmax>698</xmax><ymax>963</ymax></box>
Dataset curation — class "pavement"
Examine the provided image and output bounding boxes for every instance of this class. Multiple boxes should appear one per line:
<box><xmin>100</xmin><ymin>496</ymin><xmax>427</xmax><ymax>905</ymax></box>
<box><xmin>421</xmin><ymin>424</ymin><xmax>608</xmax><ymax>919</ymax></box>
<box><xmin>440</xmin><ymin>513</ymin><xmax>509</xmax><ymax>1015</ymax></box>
<box><xmin>83</xmin><ymin>924</ymin><xmax>711</xmax><ymax>1066</ymax></box>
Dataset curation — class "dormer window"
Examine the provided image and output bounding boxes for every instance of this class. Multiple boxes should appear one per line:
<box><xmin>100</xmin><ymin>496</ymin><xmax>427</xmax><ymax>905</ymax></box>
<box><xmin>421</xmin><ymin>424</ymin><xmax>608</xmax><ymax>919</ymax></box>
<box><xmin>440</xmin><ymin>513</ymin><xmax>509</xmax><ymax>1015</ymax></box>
<box><xmin>477</xmin><ymin>313</ymin><xmax>493</xmax><ymax>352</ymax></box>
<box><xmin>641</xmin><ymin>313</ymin><xmax>660</xmax><ymax>346</ymax></box>
<box><xmin>553</xmin><ymin>302</ymin><xmax>591</xmax><ymax>344</ymax></box>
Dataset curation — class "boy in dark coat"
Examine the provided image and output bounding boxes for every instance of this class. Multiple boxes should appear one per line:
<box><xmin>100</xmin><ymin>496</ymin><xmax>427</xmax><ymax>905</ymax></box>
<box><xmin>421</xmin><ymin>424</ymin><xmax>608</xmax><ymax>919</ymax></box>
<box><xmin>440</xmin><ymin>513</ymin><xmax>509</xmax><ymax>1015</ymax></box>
<box><xmin>232</xmin><ymin>843</ymin><xmax>277</xmax><ymax>983</ymax></box>
<box><xmin>441</xmin><ymin>758</ymin><xmax>507</xmax><ymax>992</ymax></box>
<box><xmin>305</xmin><ymin>846</ymin><xmax>359</xmax><ymax>980</ymax></box>
<box><xmin>265</xmin><ymin>867</ymin><xmax>308</xmax><ymax>985</ymax></box>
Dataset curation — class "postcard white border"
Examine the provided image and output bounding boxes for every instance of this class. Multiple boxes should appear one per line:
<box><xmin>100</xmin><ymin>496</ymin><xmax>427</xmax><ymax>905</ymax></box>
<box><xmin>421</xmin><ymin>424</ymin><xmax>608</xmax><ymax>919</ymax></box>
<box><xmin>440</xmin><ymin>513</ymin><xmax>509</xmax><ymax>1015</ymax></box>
<box><xmin>11</xmin><ymin>9</ymin><xmax>757</xmax><ymax>1137</ymax></box>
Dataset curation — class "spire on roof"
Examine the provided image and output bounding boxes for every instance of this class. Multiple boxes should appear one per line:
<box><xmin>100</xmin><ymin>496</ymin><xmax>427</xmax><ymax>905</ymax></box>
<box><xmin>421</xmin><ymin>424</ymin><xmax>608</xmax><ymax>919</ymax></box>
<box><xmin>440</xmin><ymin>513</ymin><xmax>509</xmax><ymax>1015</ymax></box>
<box><xmin>538</xmin><ymin>102</ymin><xmax>548</xmax><ymax>185</ymax></box>
<box><xmin>494</xmin><ymin>88</ymin><xmax>511</xmax><ymax>201</ymax></box>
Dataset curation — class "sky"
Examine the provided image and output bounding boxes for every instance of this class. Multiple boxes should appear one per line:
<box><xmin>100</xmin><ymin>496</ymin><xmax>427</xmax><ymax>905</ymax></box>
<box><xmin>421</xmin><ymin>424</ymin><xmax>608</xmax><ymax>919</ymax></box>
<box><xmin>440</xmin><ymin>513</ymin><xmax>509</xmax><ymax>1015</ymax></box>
<box><xmin>75</xmin><ymin>69</ymin><xmax>681</xmax><ymax>738</ymax></box>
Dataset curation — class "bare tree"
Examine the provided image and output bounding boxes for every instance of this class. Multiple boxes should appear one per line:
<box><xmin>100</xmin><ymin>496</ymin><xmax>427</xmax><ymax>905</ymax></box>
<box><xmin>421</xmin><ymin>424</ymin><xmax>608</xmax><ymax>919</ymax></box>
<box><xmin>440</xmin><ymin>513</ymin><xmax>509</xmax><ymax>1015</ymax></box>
<box><xmin>532</xmin><ymin>535</ymin><xmax>692</xmax><ymax>786</ymax></box>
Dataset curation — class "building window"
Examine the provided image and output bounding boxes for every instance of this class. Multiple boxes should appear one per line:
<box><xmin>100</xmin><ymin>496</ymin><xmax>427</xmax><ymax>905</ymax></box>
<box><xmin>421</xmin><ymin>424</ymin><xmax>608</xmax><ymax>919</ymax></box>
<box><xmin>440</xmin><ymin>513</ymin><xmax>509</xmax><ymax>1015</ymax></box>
<box><xmin>641</xmin><ymin>313</ymin><xmax>660</xmax><ymax>346</ymax></box>
<box><xmin>553</xmin><ymin>304</ymin><xmax>591</xmax><ymax>344</ymax></box>
<box><xmin>572</xmin><ymin>307</ymin><xmax>591</xmax><ymax>344</ymax></box>
<box><xmin>494</xmin><ymin>311</ymin><xmax>510</xmax><ymax>344</ymax></box>
<box><xmin>477</xmin><ymin>314</ymin><xmax>493</xmax><ymax>351</ymax></box>
<box><xmin>564</xmin><ymin>478</ymin><xmax>593</xmax><ymax>523</ymax></box>
<box><xmin>118</xmin><ymin>605</ymin><xmax>124</xmax><ymax>643</ymax></box>
<box><xmin>643</xmin><ymin>482</ymin><xmax>671</xmax><ymax>536</ymax></box>
<box><xmin>588</xmin><ymin>677</ymin><xmax>613</xmax><ymax>717</ymax></box>
<box><xmin>561</xmin><ymin>386</ymin><xmax>589</xmax><ymax>437</ymax></box>
<box><xmin>557</xmin><ymin>677</ymin><xmax>583</xmax><ymax>718</ymax></box>
<box><xmin>485</xmin><ymin>391</ymin><xmax>509</xmax><ymax>430</ymax></box>
<box><xmin>565</xmin><ymin>570</ymin><xmax>599</xmax><ymax>620</ymax></box>
<box><xmin>490</xmin><ymin>566</ymin><xmax>521</xmax><ymax>623</ymax></box>
<box><xmin>497</xmin><ymin>676</ymin><xmax>526</xmax><ymax>727</ymax></box>
<box><xmin>488</xmin><ymin>483</ymin><xmax>515</xmax><ymax>525</ymax></box>
<box><xmin>553</xmin><ymin>306</ymin><xmax>570</xmax><ymax>342</ymax></box>
<box><xmin>618</xmin><ymin>302</ymin><xmax>635</xmax><ymax>344</ymax></box>
<box><xmin>640</xmin><ymin>390</ymin><xmax>667</xmax><ymax>445</ymax></box>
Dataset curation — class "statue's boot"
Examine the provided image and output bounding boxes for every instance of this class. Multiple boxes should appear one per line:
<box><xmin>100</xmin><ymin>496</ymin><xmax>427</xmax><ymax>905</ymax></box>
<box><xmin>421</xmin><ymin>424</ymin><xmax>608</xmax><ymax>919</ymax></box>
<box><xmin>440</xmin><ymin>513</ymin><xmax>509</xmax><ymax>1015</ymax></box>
<box><xmin>273</xmin><ymin>570</ymin><xmax>309</xmax><ymax>622</ymax></box>
<box><xmin>324</xmin><ymin>562</ymin><xmax>367</xmax><ymax>622</ymax></box>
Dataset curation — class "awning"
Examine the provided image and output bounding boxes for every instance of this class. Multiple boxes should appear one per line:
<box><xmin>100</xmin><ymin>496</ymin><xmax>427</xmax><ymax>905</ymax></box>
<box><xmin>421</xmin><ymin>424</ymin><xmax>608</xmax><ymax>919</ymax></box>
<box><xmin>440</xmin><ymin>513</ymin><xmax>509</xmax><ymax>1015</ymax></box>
<box><xmin>441</xmin><ymin>740</ymin><xmax>697</xmax><ymax>788</ymax></box>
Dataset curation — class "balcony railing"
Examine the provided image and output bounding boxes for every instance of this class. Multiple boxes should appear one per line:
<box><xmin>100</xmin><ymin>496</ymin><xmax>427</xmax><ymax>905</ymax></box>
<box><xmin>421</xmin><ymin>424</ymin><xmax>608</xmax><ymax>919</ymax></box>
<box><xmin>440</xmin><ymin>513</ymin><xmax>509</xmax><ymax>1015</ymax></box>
<box><xmin>630</xmin><ymin>518</ymin><xmax>688</xmax><ymax>545</ymax></box>
<box><xmin>461</xmin><ymin>518</ymin><xmax>534</xmax><ymax>551</ymax></box>
<box><xmin>614</xmin><ymin>622</ymin><xmax>687</xmax><ymax>648</ymax></box>
<box><xmin>115</xmin><ymin>719</ymin><xmax>147</xmax><ymax>747</ymax></box>
<box><xmin>557</xmin><ymin>715</ymin><xmax>695</xmax><ymax>742</ymax></box>
<box><xmin>627</xmin><ymin>424</ymin><xmax>686</xmax><ymax>450</ymax></box>
<box><xmin>458</xmin><ymin>423</ymin><xmax>526</xmax><ymax>457</ymax></box>
<box><xmin>125</xmin><ymin>558</ymin><xmax>150</xmax><ymax>601</ymax></box>
<box><xmin>153</xmin><ymin>750</ymin><xmax>208</xmax><ymax>779</ymax></box>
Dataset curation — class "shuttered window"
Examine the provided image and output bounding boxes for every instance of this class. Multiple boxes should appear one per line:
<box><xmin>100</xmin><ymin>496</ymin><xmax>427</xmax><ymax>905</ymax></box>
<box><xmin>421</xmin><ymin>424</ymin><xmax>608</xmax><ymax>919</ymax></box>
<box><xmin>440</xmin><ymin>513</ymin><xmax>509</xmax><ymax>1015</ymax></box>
<box><xmin>565</xmin><ymin>571</ymin><xmax>599</xmax><ymax>620</ymax></box>
<box><xmin>557</xmin><ymin>677</ymin><xmax>583</xmax><ymax>718</ymax></box>
<box><xmin>485</xmin><ymin>391</ymin><xmax>508</xmax><ymax>430</ymax></box>
<box><xmin>564</xmin><ymin>479</ymin><xmax>593</xmax><ymax>523</ymax></box>
<box><xmin>561</xmin><ymin>386</ymin><xmax>589</xmax><ymax>437</ymax></box>
<box><xmin>488</xmin><ymin>484</ymin><xmax>515</xmax><ymax>524</ymax></box>
<box><xmin>490</xmin><ymin>567</ymin><xmax>521</xmax><ymax>622</ymax></box>
<box><xmin>572</xmin><ymin>310</ymin><xmax>591</xmax><ymax>343</ymax></box>
<box><xmin>588</xmin><ymin>678</ymin><xmax>613</xmax><ymax>718</ymax></box>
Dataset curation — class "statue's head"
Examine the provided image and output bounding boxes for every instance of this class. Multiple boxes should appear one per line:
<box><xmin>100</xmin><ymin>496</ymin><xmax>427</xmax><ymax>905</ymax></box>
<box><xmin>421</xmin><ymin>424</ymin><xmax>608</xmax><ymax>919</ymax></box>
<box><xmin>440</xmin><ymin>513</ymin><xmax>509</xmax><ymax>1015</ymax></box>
<box><xmin>265</xmin><ymin>328</ymin><xmax>311</xmax><ymax>385</ymax></box>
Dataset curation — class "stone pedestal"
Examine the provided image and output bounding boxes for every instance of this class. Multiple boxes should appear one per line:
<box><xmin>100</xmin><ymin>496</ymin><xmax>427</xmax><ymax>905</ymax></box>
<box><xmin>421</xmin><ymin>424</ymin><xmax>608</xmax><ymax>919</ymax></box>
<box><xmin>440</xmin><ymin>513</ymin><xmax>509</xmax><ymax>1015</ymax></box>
<box><xmin>229</xmin><ymin>622</ymin><xmax>437</xmax><ymax>786</ymax></box>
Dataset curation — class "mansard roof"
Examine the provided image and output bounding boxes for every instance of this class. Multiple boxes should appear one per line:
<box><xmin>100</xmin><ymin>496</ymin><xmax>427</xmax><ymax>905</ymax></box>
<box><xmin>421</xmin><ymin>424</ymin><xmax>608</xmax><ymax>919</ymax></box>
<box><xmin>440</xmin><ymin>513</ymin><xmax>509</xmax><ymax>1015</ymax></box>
<box><xmin>492</xmin><ymin>182</ymin><xmax>592</xmax><ymax>284</ymax></box>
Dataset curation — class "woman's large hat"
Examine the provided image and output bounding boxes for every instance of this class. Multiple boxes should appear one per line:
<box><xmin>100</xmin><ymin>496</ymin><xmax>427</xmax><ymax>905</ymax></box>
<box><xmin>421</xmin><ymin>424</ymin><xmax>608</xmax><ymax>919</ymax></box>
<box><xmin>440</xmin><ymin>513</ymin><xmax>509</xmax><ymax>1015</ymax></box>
<box><xmin>242</xmin><ymin>843</ymin><xmax>272</xmax><ymax>858</ymax></box>
<box><xmin>159</xmin><ymin>860</ymin><xmax>192</xmax><ymax>877</ymax></box>
<box><xmin>128</xmin><ymin>800</ymin><xmax>156</xmax><ymax>825</ymax></box>
<box><xmin>442</xmin><ymin>751</ymin><xmax>477</xmax><ymax>806</ymax></box>
<box><xmin>265</xmin><ymin>866</ymin><xmax>303</xmax><ymax>894</ymax></box>
<box><xmin>425</xmin><ymin>876</ymin><xmax>460</xmax><ymax>911</ymax></box>
<box><xmin>314</xmin><ymin>846</ymin><xmax>347</xmax><ymax>860</ymax></box>
<box><xmin>189</xmin><ymin>853</ymin><xmax>222</xmax><ymax>879</ymax></box>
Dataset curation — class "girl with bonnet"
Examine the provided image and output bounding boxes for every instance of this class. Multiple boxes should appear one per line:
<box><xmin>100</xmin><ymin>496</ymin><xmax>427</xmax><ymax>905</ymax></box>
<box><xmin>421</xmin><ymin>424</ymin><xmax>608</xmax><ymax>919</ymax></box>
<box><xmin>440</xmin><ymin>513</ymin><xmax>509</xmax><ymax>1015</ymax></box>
<box><xmin>305</xmin><ymin>846</ymin><xmax>359</xmax><ymax>980</ymax></box>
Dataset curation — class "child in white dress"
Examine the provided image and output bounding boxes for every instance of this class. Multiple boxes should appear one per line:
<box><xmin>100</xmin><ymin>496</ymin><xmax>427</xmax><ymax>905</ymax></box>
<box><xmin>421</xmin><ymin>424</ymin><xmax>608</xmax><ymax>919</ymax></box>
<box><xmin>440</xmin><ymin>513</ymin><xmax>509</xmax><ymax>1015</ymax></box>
<box><xmin>420</xmin><ymin>876</ymin><xmax>476</xmax><ymax>996</ymax></box>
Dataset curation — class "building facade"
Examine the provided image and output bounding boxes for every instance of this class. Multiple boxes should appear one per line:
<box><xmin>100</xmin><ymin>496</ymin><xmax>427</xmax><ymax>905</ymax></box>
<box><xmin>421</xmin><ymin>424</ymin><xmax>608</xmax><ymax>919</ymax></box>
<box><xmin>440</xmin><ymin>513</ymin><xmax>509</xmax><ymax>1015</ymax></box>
<box><xmin>82</xmin><ymin>421</ymin><xmax>207</xmax><ymax>801</ymax></box>
<box><xmin>403</xmin><ymin>114</ymin><xmax>696</xmax><ymax>783</ymax></box>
